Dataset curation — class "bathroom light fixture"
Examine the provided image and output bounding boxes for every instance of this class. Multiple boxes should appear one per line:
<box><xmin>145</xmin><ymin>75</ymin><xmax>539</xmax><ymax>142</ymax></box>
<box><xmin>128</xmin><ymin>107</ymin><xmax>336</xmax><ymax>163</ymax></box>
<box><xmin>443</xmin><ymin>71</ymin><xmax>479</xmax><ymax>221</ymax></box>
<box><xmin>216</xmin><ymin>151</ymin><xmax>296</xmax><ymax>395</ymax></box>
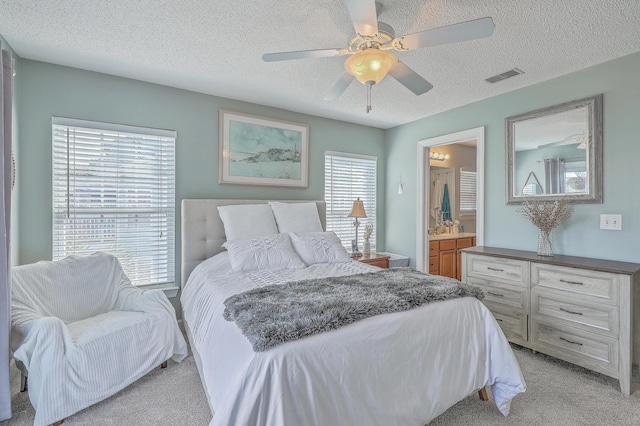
<box><xmin>429</xmin><ymin>151</ymin><xmax>451</xmax><ymax>161</ymax></box>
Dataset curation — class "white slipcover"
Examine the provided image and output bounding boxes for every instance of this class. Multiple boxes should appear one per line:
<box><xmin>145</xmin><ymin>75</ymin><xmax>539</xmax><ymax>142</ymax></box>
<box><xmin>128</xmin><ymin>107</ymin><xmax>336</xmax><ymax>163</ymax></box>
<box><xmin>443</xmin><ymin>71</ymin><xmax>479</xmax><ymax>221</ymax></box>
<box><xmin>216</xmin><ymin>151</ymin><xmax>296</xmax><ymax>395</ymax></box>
<box><xmin>11</xmin><ymin>252</ymin><xmax>188</xmax><ymax>426</ymax></box>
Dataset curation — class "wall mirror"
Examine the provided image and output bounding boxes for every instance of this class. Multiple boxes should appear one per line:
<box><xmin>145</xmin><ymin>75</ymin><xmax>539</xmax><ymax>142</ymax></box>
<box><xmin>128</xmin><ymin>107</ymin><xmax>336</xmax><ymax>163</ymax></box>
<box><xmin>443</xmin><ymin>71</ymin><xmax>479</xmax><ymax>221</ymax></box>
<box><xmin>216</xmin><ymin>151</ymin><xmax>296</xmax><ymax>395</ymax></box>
<box><xmin>506</xmin><ymin>94</ymin><xmax>603</xmax><ymax>204</ymax></box>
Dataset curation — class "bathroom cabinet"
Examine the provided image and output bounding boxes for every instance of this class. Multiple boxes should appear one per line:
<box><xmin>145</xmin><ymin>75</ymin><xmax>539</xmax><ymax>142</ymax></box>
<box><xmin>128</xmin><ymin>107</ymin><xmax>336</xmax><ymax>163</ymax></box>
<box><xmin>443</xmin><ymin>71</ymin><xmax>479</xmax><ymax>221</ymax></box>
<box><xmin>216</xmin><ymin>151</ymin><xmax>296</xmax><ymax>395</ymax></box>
<box><xmin>428</xmin><ymin>233</ymin><xmax>475</xmax><ymax>279</ymax></box>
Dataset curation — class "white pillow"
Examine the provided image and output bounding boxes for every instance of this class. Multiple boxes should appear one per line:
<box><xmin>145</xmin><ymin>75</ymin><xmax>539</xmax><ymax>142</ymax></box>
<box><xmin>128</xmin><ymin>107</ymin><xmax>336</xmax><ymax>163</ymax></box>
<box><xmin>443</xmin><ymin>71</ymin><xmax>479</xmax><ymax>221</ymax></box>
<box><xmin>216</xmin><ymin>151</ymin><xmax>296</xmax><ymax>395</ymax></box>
<box><xmin>218</xmin><ymin>204</ymin><xmax>278</xmax><ymax>241</ymax></box>
<box><xmin>269</xmin><ymin>201</ymin><xmax>323</xmax><ymax>233</ymax></box>
<box><xmin>289</xmin><ymin>231</ymin><xmax>351</xmax><ymax>265</ymax></box>
<box><xmin>222</xmin><ymin>233</ymin><xmax>305</xmax><ymax>272</ymax></box>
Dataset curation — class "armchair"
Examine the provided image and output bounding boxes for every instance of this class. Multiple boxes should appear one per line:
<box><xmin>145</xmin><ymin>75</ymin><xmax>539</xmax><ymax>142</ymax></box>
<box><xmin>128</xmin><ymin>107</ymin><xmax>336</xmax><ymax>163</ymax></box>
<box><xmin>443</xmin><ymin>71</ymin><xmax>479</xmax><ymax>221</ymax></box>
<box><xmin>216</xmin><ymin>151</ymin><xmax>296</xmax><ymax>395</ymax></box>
<box><xmin>11</xmin><ymin>252</ymin><xmax>188</xmax><ymax>426</ymax></box>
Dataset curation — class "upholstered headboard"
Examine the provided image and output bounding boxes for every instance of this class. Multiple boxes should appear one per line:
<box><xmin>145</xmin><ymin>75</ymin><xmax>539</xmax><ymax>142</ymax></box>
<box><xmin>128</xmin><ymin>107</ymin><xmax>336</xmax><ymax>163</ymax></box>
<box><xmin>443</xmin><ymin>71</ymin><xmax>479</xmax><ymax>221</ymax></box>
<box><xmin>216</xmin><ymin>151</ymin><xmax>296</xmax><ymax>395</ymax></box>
<box><xmin>181</xmin><ymin>199</ymin><xmax>326</xmax><ymax>286</ymax></box>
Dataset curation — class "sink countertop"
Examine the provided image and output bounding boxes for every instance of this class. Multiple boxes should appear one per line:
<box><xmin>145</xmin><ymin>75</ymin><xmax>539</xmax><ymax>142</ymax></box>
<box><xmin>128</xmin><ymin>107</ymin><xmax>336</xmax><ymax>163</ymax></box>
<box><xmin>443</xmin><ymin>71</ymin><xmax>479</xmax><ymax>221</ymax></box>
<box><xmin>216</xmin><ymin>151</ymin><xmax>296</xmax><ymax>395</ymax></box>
<box><xmin>429</xmin><ymin>232</ymin><xmax>476</xmax><ymax>241</ymax></box>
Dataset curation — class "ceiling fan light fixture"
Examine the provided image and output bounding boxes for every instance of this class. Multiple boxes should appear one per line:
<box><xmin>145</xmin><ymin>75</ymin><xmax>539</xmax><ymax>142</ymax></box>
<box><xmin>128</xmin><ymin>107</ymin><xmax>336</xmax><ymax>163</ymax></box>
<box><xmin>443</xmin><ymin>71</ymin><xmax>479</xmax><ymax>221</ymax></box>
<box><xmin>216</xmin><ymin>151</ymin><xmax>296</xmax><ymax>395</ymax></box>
<box><xmin>344</xmin><ymin>49</ymin><xmax>397</xmax><ymax>85</ymax></box>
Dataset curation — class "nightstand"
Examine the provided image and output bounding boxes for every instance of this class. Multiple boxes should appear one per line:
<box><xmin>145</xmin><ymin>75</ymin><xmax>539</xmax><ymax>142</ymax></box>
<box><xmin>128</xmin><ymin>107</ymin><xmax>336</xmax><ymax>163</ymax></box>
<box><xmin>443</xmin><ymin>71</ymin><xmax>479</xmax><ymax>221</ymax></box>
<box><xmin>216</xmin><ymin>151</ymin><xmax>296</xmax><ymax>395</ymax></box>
<box><xmin>356</xmin><ymin>253</ymin><xmax>390</xmax><ymax>268</ymax></box>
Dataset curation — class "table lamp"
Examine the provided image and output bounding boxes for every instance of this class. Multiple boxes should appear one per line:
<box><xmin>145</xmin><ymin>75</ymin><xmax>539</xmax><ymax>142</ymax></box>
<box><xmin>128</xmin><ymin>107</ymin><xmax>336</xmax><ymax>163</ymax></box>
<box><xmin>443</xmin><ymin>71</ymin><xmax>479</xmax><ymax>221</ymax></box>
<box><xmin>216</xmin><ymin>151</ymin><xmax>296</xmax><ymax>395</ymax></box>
<box><xmin>348</xmin><ymin>198</ymin><xmax>367</xmax><ymax>257</ymax></box>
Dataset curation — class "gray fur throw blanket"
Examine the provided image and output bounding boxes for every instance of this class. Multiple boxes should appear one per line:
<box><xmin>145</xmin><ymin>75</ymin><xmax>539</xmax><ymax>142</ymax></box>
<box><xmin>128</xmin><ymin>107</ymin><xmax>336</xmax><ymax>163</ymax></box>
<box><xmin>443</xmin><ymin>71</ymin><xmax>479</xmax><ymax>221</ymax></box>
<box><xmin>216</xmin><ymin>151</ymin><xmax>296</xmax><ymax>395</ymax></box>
<box><xmin>223</xmin><ymin>268</ymin><xmax>484</xmax><ymax>352</ymax></box>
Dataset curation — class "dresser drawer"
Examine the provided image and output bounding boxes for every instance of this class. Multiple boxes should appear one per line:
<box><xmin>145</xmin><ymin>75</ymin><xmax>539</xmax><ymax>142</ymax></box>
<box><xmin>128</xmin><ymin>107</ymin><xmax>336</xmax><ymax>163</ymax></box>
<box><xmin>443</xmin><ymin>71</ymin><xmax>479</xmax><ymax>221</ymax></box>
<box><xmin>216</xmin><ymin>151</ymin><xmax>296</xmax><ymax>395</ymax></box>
<box><xmin>439</xmin><ymin>239</ymin><xmax>457</xmax><ymax>251</ymax></box>
<box><xmin>468</xmin><ymin>277</ymin><xmax>528</xmax><ymax>312</ymax></box>
<box><xmin>456</xmin><ymin>237</ymin><xmax>474</xmax><ymax>249</ymax></box>
<box><xmin>429</xmin><ymin>256</ymin><xmax>439</xmax><ymax>274</ymax></box>
<box><xmin>492</xmin><ymin>309</ymin><xmax>528</xmax><ymax>344</ymax></box>
<box><xmin>531</xmin><ymin>320</ymin><xmax>618</xmax><ymax>376</ymax></box>
<box><xmin>466</xmin><ymin>254</ymin><xmax>528</xmax><ymax>286</ymax></box>
<box><xmin>532</xmin><ymin>291</ymin><xmax>618</xmax><ymax>337</ymax></box>
<box><xmin>365</xmin><ymin>258</ymin><xmax>388</xmax><ymax>268</ymax></box>
<box><xmin>531</xmin><ymin>263</ymin><xmax>619</xmax><ymax>304</ymax></box>
<box><xmin>359</xmin><ymin>255</ymin><xmax>390</xmax><ymax>269</ymax></box>
<box><xmin>429</xmin><ymin>241</ymin><xmax>439</xmax><ymax>256</ymax></box>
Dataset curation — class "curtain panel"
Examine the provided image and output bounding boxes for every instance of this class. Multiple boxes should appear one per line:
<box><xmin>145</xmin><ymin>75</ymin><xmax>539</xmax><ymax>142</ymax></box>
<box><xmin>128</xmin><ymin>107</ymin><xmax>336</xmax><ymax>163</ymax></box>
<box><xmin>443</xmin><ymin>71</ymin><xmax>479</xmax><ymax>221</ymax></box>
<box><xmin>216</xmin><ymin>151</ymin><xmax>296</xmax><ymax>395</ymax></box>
<box><xmin>0</xmin><ymin>48</ymin><xmax>13</xmax><ymax>422</ymax></box>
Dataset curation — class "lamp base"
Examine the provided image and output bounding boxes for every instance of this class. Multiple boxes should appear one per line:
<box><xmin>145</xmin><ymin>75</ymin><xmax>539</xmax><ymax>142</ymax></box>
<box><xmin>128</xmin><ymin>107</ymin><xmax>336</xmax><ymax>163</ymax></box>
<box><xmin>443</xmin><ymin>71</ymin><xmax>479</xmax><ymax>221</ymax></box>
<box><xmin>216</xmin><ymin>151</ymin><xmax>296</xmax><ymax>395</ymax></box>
<box><xmin>350</xmin><ymin>250</ymin><xmax>363</xmax><ymax>258</ymax></box>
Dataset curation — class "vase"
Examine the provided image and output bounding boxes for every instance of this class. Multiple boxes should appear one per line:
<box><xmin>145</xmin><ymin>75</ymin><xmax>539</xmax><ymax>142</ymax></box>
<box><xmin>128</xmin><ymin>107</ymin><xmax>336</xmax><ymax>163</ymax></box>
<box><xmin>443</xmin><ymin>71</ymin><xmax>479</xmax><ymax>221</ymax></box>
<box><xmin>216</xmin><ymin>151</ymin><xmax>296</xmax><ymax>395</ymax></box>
<box><xmin>537</xmin><ymin>228</ymin><xmax>553</xmax><ymax>256</ymax></box>
<box><xmin>363</xmin><ymin>241</ymin><xmax>371</xmax><ymax>255</ymax></box>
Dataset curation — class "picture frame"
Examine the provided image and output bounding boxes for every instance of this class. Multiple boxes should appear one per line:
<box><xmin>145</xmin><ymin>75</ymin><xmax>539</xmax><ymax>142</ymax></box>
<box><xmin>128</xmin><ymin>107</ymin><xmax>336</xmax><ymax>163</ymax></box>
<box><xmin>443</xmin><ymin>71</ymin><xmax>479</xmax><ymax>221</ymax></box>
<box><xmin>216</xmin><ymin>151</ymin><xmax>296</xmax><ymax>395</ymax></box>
<box><xmin>219</xmin><ymin>110</ymin><xmax>309</xmax><ymax>187</ymax></box>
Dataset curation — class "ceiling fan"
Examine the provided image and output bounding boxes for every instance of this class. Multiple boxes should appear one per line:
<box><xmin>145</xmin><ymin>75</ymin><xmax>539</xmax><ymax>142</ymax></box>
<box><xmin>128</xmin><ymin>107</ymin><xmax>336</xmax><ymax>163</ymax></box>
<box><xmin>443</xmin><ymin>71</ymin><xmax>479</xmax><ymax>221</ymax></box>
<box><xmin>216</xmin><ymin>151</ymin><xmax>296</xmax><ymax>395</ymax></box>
<box><xmin>537</xmin><ymin>133</ymin><xmax>588</xmax><ymax>150</ymax></box>
<box><xmin>262</xmin><ymin>0</ymin><xmax>495</xmax><ymax>112</ymax></box>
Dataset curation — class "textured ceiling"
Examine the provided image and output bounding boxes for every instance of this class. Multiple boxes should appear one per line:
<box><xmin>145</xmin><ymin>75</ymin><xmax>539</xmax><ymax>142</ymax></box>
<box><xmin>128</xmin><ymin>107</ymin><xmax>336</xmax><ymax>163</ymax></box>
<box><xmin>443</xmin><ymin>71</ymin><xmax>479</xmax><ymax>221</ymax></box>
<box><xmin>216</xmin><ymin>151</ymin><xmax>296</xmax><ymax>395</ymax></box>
<box><xmin>1</xmin><ymin>0</ymin><xmax>639</xmax><ymax>129</ymax></box>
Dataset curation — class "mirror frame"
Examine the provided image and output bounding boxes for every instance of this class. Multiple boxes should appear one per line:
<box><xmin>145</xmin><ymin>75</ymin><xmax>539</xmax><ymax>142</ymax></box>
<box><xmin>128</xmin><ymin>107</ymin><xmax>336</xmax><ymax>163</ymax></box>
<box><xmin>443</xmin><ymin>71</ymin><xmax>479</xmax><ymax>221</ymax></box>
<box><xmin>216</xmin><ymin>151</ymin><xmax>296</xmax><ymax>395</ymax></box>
<box><xmin>506</xmin><ymin>94</ymin><xmax>603</xmax><ymax>204</ymax></box>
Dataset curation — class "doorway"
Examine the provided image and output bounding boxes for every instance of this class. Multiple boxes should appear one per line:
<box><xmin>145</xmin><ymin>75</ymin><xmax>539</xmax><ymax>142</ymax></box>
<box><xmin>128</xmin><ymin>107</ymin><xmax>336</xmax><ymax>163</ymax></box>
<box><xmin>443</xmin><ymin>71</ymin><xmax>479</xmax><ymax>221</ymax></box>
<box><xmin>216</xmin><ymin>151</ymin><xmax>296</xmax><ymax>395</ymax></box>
<box><xmin>415</xmin><ymin>127</ymin><xmax>485</xmax><ymax>273</ymax></box>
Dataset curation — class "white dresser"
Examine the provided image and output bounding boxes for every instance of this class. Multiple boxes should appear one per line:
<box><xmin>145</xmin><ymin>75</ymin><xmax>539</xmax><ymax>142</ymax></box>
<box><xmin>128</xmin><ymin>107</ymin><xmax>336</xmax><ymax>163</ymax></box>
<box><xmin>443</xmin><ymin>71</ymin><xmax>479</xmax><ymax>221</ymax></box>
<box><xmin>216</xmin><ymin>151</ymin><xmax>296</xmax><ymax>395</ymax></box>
<box><xmin>462</xmin><ymin>246</ymin><xmax>640</xmax><ymax>395</ymax></box>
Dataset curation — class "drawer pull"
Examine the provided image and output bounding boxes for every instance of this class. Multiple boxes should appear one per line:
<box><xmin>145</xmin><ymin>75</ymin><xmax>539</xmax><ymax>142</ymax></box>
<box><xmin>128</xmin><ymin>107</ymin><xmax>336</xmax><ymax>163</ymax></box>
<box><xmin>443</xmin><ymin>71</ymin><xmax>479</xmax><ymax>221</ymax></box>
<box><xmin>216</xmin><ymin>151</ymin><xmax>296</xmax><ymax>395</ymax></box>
<box><xmin>495</xmin><ymin>318</ymin><xmax>503</xmax><ymax>322</ymax></box>
<box><xmin>560</xmin><ymin>278</ymin><xmax>583</xmax><ymax>285</ymax></box>
<box><xmin>487</xmin><ymin>291</ymin><xmax>504</xmax><ymax>298</ymax></box>
<box><xmin>487</xmin><ymin>267</ymin><xmax>504</xmax><ymax>272</ymax></box>
<box><xmin>559</xmin><ymin>336</ymin><xmax>583</xmax><ymax>346</ymax></box>
<box><xmin>559</xmin><ymin>307</ymin><xmax>583</xmax><ymax>316</ymax></box>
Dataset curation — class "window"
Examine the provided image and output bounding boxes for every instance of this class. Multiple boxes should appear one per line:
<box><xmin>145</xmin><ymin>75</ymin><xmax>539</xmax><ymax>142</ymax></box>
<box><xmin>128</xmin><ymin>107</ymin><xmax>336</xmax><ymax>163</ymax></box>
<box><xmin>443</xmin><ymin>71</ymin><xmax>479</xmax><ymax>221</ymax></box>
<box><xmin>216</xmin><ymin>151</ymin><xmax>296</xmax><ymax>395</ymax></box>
<box><xmin>522</xmin><ymin>183</ymin><xmax>537</xmax><ymax>195</ymax></box>
<box><xmin>459</xmin><ymin>170</ymin><xmax>477</xmax><ymax>213</ymax></box>
<box><xmin>52</xmin><ymin>117</ymin><xmax>176</xmax><ymax>286</ymax></box>
<box><xmin>324</xmin><ymin>151</ymin><xmax>376</xmax><ymax>251</ymax></box>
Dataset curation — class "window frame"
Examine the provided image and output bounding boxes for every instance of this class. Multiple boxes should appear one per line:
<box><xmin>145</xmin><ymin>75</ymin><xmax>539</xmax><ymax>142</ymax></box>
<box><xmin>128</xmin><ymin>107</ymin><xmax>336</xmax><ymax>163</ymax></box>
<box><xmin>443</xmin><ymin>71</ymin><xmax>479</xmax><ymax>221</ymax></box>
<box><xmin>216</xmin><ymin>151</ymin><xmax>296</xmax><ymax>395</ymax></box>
<box><xmin>51</xmin><ymin>117</ymin><xmax>176</xmax><ymax>288</ymax></box>
<box><xmin>459</xmin><ymin>169</ymin><xmax>477</xmax><ymax>216</ymax></box>
<box><xmin>324</xmin><ymin>151</ymin><xmax>377</xmax><ymax>251</ymax></box>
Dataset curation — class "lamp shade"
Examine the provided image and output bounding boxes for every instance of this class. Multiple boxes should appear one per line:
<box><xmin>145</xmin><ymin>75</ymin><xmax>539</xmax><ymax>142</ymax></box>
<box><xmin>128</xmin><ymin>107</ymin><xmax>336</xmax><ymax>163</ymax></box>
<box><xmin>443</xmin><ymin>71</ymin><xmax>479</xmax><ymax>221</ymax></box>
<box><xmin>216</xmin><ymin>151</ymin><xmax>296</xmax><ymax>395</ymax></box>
<box><xmin>348</xmin><ymin>198</ymin><xmax>367</xmax><ymax>218</ymax></box>
<box><xmin>344</xmin><ymin>49</ymin><xmax>398</xmax><ymax>85</ymax></box>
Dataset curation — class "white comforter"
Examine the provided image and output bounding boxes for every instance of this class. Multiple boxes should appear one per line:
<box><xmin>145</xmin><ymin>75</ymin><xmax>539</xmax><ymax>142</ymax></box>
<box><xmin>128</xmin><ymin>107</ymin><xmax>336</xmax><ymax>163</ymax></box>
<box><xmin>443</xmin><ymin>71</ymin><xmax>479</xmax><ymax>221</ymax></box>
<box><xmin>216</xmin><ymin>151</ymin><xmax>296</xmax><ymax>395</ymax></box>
<box><xmin>182</xmin><ymin>254</ymin><xmax>526</xmax><ymax>426</ymax></box>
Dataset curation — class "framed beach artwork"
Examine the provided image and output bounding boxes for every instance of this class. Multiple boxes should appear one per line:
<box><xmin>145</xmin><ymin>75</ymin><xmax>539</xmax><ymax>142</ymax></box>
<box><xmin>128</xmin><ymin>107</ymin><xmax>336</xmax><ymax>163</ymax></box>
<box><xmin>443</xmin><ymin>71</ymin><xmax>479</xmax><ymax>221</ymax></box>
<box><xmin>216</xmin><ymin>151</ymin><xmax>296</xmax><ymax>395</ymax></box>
<box><xmin>219</xmin><ymin>110</ymin><xmax>309</xmax><ymax>187</ymax></box>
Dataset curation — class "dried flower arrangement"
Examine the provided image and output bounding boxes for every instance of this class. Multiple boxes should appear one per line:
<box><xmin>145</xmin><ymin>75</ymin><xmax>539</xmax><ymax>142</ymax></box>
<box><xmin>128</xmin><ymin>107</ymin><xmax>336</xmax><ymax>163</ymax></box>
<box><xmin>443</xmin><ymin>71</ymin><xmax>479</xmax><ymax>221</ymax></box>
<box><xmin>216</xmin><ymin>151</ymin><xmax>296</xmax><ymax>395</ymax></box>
<box><xmin>516</xmin><ymin>198</ymin><xmax>573</xmax><ymax>231</ymax></box>
<box><xmin>363</xmin><ymin>224</ymin><xmax>374</xmax><ymax>242</ymax></box>
<box><xmin>516</xmin><ymin>198</ymin><xmax>573</xmax><ymax>256</ymax></box>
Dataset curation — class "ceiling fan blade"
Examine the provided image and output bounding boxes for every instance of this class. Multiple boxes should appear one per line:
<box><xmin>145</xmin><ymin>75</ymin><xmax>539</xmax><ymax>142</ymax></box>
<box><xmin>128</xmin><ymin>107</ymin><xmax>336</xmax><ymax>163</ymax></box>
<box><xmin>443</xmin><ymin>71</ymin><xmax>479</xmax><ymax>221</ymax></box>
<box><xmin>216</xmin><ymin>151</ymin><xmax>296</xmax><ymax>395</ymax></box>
<box><xmin>388</xmin><ymin>61</ymin><xmax>433</xmax><ymax>95</ymax></box>
<box><xmin>393</xmin><ymin>17</ymin><xmax>495</xmax><ymax>51</ymax></box>
<box><xmin>324</xmin><ymin>72</ymin><xmax>355</xmax><ymax>100</ymax></box>
<box><xmin>344</xmin><ymin>0</ymin><xmax>378</xmax><ymax>37</ymax></box>
<box><xmin>537</xmin><ymin>133</ymin><xmax>586</xmax><ymax>149</ymax></box>
<box><xmin>262</xmin><ymin>48</ymin><xmax>345</xmax><ymax>62</ymax></box>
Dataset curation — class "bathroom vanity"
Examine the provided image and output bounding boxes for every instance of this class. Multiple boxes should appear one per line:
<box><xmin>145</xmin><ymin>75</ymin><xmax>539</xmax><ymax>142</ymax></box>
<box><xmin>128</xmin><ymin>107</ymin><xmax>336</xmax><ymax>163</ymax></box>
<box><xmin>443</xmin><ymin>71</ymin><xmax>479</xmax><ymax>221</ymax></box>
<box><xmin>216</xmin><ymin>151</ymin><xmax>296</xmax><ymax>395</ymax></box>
<box><xmin>428</xmin><ymin>233</ymin><xmax>476</xmax><ymax>280</ymax></box>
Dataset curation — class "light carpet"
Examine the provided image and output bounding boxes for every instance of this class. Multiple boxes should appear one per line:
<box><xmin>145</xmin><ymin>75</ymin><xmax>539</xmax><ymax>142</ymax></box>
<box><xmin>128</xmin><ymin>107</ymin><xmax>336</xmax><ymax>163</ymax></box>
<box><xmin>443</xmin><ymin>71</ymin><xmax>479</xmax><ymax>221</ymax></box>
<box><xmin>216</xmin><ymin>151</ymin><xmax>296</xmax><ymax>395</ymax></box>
<box><xmin>2</xmin><ymin>343</ymin><xmax>639</xmax><ymax>425</ymax></box>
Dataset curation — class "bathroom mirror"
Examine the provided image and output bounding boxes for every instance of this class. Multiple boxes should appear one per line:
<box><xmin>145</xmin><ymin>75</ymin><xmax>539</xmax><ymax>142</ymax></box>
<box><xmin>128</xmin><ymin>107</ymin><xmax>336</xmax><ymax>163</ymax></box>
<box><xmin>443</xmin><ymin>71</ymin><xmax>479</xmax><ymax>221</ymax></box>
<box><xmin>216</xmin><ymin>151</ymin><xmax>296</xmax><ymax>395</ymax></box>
<box><xmin>506</xmin><ymin>94</ymin><xmax>603</xmax><ymax>204</ymax></box>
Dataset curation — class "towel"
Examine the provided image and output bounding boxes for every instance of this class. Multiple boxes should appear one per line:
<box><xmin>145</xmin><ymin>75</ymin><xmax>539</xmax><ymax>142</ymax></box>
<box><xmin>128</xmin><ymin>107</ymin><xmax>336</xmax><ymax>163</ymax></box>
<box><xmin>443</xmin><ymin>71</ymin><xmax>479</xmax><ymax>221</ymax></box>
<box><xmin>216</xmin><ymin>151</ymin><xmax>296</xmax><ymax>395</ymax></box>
<box><xmin>431</xmin><ymin>179</ymin><xmax>446</xmax><ymax>220</ymax></box>
<box><xmin>442</xmin><ymin>183</ymin><xmax>451</xmax><ymax>221</ymax></box>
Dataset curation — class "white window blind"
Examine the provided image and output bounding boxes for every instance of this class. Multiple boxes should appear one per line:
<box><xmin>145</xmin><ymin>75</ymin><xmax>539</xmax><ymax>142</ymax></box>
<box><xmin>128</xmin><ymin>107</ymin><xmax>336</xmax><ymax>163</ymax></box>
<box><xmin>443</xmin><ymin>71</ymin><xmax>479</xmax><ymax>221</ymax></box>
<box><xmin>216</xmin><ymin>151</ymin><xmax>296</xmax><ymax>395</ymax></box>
<box><xmin>522</xmin><ymin>183</ymin><xmax>537</xmax><ymax>195</ymax></box>
<box><xmin>459</xmin><ymin>170</ymin><xmax>477</xmax><ymax>212</ymax></box>
<box><xmin>52</xmin><ymin>118</ymin><xmax>176</xmax><ymax>286</ymax></box>
<box><xmin>324</xmin><ymin>151</ymin><xmax>376</xmax><ymax>251</ymax></box>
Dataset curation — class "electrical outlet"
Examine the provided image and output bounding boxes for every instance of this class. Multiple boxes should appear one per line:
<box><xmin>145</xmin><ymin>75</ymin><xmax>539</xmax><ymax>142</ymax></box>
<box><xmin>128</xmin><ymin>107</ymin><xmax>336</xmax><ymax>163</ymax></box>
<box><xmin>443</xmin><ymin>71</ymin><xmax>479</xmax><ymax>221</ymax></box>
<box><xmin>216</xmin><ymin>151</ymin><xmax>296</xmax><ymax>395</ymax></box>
<box><xmin>600</xmin><ymin>214</ymin><xmax>622</xmax><ymax>230</ymax></box>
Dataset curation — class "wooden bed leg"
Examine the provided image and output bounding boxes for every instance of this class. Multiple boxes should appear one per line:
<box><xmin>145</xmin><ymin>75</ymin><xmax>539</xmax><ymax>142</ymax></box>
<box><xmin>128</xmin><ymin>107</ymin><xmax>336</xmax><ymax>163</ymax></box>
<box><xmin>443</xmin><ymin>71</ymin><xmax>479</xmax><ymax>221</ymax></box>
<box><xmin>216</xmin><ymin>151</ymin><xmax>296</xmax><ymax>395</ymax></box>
<box><xmin>478</xmin><ymin>387</ymin><xmax>489</xmax><ymax>401</ymax></box>
<box><xmin>20</xmin><ymin>373</ymin><xmax>27</xmax><ymax>392</ymax></box>
<box><xmin>161</xmin><ymin>361</ymin><xmax>168</xmax><ymax>369</ymax></box>
<box><xmin>53</xmin><ymin>420</ymin><xmax>64</xmax><ymax>426</ymax></box>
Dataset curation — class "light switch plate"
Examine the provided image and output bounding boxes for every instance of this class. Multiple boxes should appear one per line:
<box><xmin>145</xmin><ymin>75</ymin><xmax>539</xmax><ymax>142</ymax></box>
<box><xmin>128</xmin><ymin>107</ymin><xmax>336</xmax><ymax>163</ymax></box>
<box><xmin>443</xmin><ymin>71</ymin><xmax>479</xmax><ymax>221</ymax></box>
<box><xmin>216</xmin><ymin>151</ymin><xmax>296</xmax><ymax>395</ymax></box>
<box><xmin>600</xmin><ymin>214</ymin><xmax>622</xmax><ymax>230</ymax></box>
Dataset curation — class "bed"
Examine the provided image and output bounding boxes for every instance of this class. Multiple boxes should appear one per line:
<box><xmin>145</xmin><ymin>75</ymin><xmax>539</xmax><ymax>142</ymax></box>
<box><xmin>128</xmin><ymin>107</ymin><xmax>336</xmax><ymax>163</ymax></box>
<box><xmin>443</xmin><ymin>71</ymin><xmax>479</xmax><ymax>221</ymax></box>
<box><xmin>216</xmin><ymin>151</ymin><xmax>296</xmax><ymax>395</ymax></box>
<box><xmin>180</xmin><ymin>199</ymin><xmax>526</xmax><ymax>426</ymax></box>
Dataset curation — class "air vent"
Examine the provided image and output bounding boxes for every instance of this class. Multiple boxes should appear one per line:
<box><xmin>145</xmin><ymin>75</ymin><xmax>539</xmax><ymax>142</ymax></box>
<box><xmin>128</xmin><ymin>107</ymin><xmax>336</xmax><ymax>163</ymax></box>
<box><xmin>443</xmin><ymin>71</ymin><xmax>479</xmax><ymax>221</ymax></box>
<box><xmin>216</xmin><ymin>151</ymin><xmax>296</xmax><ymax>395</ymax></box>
<box><xmin>485</xmin><ymin>68</ymin><xmax>524</xmax><ymax>84</ymax></box>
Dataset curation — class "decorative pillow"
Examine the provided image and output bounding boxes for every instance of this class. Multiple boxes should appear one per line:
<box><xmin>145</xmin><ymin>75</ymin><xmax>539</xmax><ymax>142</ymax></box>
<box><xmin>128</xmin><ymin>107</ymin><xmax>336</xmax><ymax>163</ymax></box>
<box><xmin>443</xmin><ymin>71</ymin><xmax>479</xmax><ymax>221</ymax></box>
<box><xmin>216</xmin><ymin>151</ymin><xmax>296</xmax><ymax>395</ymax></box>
<box><xmin>269</xmin><ymin>201</ymin><xmax>323</xmax><ymax>233</ymax></box>
<box><xmin>218</xmin><ymin>204</ymin><xmax>278</xmax><ymax>241</ymax></box>
<box><xmin>222</xmin><ymin>233</ymin><xmax>305</xmax><ymax>272</ymax></box>
<box><xmin>289</xmin><ymin>231</ymin><xmax>352</xmax><ymax>265</ymax></box>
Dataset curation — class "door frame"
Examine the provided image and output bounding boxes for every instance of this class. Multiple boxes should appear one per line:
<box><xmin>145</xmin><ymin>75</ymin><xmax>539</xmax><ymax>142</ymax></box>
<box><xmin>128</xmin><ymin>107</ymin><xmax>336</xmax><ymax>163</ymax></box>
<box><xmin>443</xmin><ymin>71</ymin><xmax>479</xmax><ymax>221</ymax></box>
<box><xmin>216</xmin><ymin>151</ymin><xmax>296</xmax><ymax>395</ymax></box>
<box><xmin>416</xmin><ymin>127</ymin><xmax>485</xmax><ymax>273</ymax></box>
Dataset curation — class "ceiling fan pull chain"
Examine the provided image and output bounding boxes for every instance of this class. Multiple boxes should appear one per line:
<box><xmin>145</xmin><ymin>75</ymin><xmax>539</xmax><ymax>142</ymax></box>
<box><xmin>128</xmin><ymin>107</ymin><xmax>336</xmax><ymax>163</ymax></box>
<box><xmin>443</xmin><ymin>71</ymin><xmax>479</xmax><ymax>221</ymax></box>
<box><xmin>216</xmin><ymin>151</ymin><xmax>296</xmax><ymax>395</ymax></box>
<box><xmin>366</xmin><ymin>83</ymin><xmax>372</xmax><ymax>113</ymax></box>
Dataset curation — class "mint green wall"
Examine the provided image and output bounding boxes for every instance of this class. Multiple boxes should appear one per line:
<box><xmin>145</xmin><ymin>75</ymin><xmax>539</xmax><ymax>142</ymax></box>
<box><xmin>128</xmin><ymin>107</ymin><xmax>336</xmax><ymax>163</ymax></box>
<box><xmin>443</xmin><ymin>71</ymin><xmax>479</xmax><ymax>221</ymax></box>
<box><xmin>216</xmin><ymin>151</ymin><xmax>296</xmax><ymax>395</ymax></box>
<box><xmin>385</xmin><ymin>52</ymin><xmax>640</xmax><ymax>265</ymax></box>
<box><xmin>17</xmin><ymin>60</ymin><xmax>385</xmax><ymax>297</ymax></box>
<box><xmin>0</xmin><ymin>35</ymin><xmax>19</xmax><ymax>266</ymax></box>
